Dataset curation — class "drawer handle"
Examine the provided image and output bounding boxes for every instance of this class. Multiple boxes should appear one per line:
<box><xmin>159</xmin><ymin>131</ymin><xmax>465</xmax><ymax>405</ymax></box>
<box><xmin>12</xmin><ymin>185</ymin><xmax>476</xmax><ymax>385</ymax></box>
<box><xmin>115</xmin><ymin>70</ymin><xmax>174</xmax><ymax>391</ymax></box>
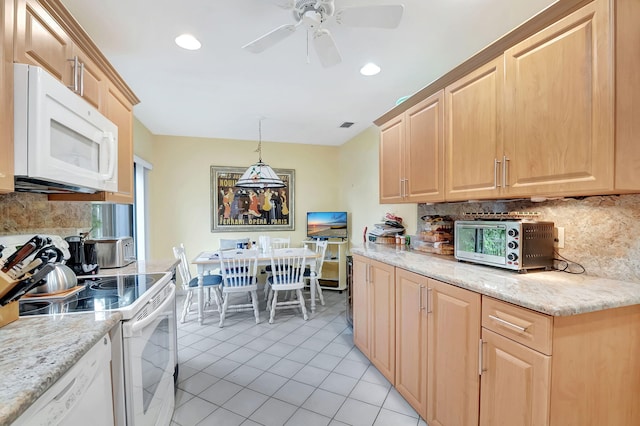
<box><xmin>488</xmin><ymin>314</ymin><xmax>528</xmax><ymax>332</ymax></box>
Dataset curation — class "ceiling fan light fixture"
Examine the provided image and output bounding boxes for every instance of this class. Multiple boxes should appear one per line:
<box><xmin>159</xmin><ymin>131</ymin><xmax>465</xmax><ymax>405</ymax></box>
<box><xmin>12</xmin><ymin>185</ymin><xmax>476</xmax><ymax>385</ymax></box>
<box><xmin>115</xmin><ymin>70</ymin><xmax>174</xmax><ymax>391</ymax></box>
<box><xmin>235</xmin><ymin>120</ymin><xmax>286</xmax><ymax>189</ymax></box>
<box><xmin>360</xmin><ymin>62</ymin><xmax>381</xmax><ymax>76</ymax></box>
<box><xmin>175</xmin><ymin>34</ymin><xmax>201</xmax><ymax>50</ymax></box>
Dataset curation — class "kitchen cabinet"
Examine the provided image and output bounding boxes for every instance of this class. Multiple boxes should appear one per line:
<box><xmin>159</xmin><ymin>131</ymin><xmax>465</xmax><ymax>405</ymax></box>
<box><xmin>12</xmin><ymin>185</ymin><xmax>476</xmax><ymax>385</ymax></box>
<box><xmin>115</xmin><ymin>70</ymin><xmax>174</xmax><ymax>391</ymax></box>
<box><xmin>394</xmin><ymin>268</ymin><xmax>428</xmax><ymax>419</ymax></box>
<box><xmin>12</xmin><ymin>0</ymin><xmax>138</xmax><ymax>202</ymax></box>
<box><xmin>352</xmin><ymin>255</ymin><xmax>395</xmax><ymax>382</ymax></box>
<box><xmin>379</xmin><ymin>90</ymin><xmax>444</xmax><ymax>203</ymax></box>
<box><xmin>0</xmin><ymin>0</ymin><xmax>13</xmax><ymax>193</ymax></box>
<box><xmin>503</xmin><ymin>0</ymin><xmax>613</xmax><ymax>198</ymax></box>
<box><xmin>426</xmin><ymin>278</ymin><xmax>480</xmax><ymax>426</ymax></box>
<box><xmin>445</xmin><ymin>58</ymin><xmax>503</xmax><ymax>201</ymax></box>
<box><xmin>480</xmin><ymin>297</ymin><xmax>551</xmax><ymax>426</ymax></box>
<box><xmin>14</xmin><ymin>0</ymin><xmax>73</xmax><ymax>84</ymax></box>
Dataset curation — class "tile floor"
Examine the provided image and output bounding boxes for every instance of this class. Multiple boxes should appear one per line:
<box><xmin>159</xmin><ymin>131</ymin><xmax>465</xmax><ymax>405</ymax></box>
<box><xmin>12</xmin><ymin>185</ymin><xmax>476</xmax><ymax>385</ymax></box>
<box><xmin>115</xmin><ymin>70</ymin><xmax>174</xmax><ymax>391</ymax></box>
<box><xmin>171</xmin><ymin>287</ymin><xmax>427</xmax><ymax>426</ymax></box>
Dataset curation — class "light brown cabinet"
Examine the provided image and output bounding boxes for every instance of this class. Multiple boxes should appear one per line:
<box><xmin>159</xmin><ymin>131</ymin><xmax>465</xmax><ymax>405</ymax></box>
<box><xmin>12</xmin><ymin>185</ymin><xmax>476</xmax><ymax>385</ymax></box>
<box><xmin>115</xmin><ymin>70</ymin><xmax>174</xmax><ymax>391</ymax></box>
<box><xmin>394</xmin><ymin>268</ymin><xmax>428</xmax><ymax>419</ymax></box>
<box><xmin>426</xmin><ymin>278</ymin><xmax>480</xmax><ymax>426</ymax></box>
<box><xmin>480</xmin><ymin>297</ymin><xmax>551</xmax><ymax>426</ymax></box>
<box><xmin>379</xmin><ymin>90</ymin><xmax>444</xmax><ymax>203</ymax></box>
<box><xmin>352</xmin><ymin>255</ymin><xmax>395</xmax><ymax>383</ymax></box>
<box><xmin>445</xmin><ymin>59</ymin><xmax>503</xmax><ymax>201</ymax></box>
<box><xmin>0</xmin><ymin>0</ymin><xmax>14</xmax><ymax>193</ymax></box>
<box><xmin>503</xmin><ymin>0</ymin><xmax>613</xmax><ymax>197</ymax></box>
<box><xmin>12</xmin><ymin>0</ymin><xmax>138</xmax><ymax>203</ymax></box>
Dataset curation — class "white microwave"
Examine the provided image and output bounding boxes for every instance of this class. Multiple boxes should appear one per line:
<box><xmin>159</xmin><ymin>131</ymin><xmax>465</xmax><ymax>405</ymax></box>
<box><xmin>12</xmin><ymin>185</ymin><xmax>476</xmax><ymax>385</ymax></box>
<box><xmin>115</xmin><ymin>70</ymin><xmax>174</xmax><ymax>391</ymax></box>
<box><xmin>13</xmin><ymin>64</ymin><xmax>118</xmax><ymax>194</ymax></box>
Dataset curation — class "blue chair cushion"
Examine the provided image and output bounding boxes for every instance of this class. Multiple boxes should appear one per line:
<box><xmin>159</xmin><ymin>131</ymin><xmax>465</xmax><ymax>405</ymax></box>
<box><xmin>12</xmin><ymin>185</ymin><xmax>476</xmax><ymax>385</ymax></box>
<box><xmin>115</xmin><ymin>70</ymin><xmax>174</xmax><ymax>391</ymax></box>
<box><xmin>303</xmin><ymin>267</ymin><xmax>314</xmax><ymax>277</ymax></box>
<box><xmin>188</xmin><ymin>274</ymin><xmax>223</xmax><ymax>287</ymax></box>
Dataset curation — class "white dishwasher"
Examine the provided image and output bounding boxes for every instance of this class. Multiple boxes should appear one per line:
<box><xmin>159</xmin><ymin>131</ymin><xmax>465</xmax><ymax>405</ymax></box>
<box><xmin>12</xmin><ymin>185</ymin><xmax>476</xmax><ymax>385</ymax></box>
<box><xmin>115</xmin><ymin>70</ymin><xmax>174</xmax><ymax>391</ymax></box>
<box><xmin>13</xmin><ymin>334</ymin><xmax>114</xmax><ymax>426</ymax></box>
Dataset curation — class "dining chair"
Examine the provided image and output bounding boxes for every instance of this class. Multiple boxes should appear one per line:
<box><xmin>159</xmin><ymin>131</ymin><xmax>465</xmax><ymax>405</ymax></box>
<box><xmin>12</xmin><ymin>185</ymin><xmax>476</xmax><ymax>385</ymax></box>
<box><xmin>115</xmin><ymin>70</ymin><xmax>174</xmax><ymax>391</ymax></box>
<box><xmin>266</xmin><ymin>248</ymin><xmax>308</xmax><ymax>323</ymax></box>
<box><xmin>303</xmin><ymin>240</ymin><xmax>328</xmax><ymax>306</ymax></box>
<box><xmin>218</xmin><ymin>249</ymin><xmax>260</xmax><ymax>327</ymax></box>
<box><xmin>262</xmin><ymin>236</ymin><xmax>291</xmax><ymax>300</ymax></box>
<box><xmin>173</xmin><ymin>243</ymin><xmax>223</xmax><ymax>323</ymax></box>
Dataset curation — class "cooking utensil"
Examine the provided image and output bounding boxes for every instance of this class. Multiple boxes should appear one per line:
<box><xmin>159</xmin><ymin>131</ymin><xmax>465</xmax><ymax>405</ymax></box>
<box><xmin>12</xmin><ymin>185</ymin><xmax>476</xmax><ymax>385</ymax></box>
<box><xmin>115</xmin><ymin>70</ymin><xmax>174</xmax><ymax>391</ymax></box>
<box><xmin>33</xmin><ymin>245</ymin><xmax>64</xmax><ymax>265</ymax></box>
<box><xmin>30</xmin><ymin>264</ymin><xmax>77</xmax><ymax>295</ymax></box>
<box><xmin>1</xmin><ymin>242</ymin><xmax>37</xmax><ymax>273</ymax></box>
<box><xmin>11</xmin><ymin>258</ymin><xmax>43</xmax><ymax>281</ymax></box>
<box><xmin>0</xmin><ymin>263</ymin><xmax>55</xmax><ymax>306</ymax></box>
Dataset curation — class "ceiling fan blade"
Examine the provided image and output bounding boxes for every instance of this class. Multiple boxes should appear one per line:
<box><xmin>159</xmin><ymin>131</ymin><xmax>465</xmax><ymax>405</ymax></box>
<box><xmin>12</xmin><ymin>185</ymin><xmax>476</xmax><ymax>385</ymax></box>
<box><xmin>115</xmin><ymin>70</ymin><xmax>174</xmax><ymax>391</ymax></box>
<box><xmin>313</xmin><ymin>29</ymin><xmax>342</xmax><ymax>67</ymax></box>
<box><xmin>242</xmin><ymin>24</ymin><xmax>298</xmax><ymax>53</ymax></box>
<box><xmin>336</xmin><ymin>4</ymin><xmax>405</xmax><ymax>29</ymax></box>
<box><xmin>268</xmin><ymin>0</ymin><xmax>295</xmax><ymax>9</ymax></box>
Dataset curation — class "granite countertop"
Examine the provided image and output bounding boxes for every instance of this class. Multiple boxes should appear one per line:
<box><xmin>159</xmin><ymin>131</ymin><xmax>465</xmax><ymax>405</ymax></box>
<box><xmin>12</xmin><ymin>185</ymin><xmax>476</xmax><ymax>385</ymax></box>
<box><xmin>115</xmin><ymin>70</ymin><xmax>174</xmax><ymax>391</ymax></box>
<box><xmin>0</xmin><ymin>312</ymin><xmax>122</xmax><ymax>425</ymax></box>
<box><xmin>96</xmin><ymin>258</ymin><xmax>179</xmax><ymax>275</ymax></box>
<box><xmin>351</xmin><ymin>244</ymin><xmax>640</xmax><ymax>316</ymax></box>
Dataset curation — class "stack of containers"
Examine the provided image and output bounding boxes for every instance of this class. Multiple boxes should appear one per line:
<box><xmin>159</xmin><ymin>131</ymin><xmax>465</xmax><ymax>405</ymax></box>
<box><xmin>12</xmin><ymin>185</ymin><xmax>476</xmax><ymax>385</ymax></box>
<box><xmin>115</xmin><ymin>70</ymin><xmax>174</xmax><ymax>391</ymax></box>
<box><xmin>410</xmin><ymin>216</ymin><xmax>454</xmax><ymax>255</ymax></box>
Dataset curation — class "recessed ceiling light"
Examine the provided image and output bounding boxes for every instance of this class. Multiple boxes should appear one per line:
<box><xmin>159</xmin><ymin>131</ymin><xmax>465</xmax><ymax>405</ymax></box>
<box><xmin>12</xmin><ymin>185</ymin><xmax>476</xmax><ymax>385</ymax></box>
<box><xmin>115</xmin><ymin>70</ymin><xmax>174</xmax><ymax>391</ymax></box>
<box><xmin>360</xmin><ymin>62</ymin><xmax>381</xmax><ymax>76</ymax></box>
<box><xmin>175</xmin><ymin>34</ymin><xmax>201</xmax><ymax>50</ymax></box>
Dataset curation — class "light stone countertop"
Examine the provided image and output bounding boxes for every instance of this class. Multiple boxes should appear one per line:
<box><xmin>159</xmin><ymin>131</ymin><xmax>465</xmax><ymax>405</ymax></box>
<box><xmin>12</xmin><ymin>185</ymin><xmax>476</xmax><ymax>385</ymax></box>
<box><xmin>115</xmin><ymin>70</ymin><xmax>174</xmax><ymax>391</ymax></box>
<box><xmin>351</xmin><ymin>244</ymin><xmax>640</xmax><ymax>316</ymax></box>
<box><xmin>0</xmin><ymin>312</ymin><xmax>122</xmax><ymax>425</ymax></box>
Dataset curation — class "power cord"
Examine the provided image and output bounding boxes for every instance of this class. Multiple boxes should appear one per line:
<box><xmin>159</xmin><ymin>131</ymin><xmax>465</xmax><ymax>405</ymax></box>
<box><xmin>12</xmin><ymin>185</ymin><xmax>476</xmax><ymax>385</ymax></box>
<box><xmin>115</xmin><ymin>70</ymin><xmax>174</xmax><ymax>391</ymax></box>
<box><xmin>552</xmin><ymin>250</ymin><xmax>586</xmax><ymax>274</ymax></box>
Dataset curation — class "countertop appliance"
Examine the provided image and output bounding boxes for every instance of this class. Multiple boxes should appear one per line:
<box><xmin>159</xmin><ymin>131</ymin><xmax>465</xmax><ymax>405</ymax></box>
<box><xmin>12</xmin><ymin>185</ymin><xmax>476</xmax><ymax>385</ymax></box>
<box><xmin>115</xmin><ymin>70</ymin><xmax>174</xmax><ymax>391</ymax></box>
<box><xmin>454</xmin><ymin>220</ymin><xmax>555</xmax><ymax>271</ymax></box>
<box><xmin>13</xmin><ymin>63</ymin><xmax>118</xmax><ymax>194</ymax></box>
<box><xmin>86</xmin><ymin>237</ymin><xmax>136</xmax><ymax>268</ymax></box>
<box><xmin>19</xmin><ymin>272</ymin><xmax>176</xmax><ymax>426</ymax></box>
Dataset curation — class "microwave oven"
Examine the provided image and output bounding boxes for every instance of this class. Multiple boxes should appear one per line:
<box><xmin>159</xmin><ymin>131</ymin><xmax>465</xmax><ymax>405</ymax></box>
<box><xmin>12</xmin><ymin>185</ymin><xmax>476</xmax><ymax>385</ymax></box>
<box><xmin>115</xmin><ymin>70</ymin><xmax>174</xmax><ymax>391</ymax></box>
<box><xmin>13</xmin><ymin>64</ymin><xmax>118</xmax><ymax>194</ymax></box>
<box><xmin>454</xmin><ymin>220</ymin><xmax>555</xmax><ymax>271</ymax></box>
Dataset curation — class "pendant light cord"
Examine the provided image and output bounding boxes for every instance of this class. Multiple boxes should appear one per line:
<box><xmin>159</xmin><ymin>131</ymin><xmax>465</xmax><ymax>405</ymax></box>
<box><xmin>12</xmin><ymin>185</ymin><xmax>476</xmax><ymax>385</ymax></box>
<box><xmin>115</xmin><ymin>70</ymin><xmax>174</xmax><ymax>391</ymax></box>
<box><xmin>256</xmin><ymin>119</ymin><xmax>263</xmax><ymax>162</ymax></box>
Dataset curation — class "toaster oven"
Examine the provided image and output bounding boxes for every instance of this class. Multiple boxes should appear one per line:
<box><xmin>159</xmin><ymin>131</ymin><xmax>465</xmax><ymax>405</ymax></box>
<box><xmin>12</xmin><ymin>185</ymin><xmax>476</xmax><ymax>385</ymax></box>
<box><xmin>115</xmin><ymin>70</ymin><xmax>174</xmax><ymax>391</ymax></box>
<box><xmin>86</xmin><ymin>237</ymin><xmax>136</xmax><ymax>268</ymax></box>
<box><xmin>454</xmin><ymin>220</ymin><xmax>554</xmax><ymax>271</ymax></box>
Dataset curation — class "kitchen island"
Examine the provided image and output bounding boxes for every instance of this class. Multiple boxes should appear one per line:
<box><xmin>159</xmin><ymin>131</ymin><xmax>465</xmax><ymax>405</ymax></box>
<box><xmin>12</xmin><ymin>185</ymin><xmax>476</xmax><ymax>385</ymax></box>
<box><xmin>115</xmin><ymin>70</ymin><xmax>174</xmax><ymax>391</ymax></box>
<box><xmin>0</xmin><ymin>312</ymin><xmax>122</xmax><ymax>424</ymax></box>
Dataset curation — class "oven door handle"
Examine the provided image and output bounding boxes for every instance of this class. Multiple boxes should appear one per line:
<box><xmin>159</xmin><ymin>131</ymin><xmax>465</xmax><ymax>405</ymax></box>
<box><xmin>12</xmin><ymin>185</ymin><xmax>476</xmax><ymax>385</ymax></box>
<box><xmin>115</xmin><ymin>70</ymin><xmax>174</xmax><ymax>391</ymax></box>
<box><xmin>129</xmin><ymin>283</ymin><xmax>175</xmax><ymax>335</ymax></box>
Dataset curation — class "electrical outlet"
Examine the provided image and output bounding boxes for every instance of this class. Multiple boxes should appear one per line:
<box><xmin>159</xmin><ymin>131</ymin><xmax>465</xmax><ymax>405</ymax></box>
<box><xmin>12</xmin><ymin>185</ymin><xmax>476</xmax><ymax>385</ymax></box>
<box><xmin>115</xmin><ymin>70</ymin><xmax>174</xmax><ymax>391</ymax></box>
<box><xmin>554</xmin><ymin>227</ymin><xmax>565</xmax><ymax>249</ymax></box>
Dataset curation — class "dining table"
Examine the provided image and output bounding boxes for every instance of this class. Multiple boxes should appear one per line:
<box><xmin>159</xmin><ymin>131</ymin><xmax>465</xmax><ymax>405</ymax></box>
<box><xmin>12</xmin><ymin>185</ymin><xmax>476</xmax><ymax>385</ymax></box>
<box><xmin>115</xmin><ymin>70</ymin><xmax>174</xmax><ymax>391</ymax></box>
<box><xmin>192</xmin><ymin>247</ymin><xmax>320</xmax><ymax>325</ymax></box>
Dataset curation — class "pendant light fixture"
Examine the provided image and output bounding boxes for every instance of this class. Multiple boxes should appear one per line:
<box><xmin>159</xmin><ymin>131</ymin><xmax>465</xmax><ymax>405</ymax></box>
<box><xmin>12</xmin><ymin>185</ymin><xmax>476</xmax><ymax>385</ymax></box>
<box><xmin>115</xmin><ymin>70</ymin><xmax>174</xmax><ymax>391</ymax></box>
<box><xmin>235</xmin><ymin>119</ymin><xmax>286</xmax><ymax>189</ymax></box>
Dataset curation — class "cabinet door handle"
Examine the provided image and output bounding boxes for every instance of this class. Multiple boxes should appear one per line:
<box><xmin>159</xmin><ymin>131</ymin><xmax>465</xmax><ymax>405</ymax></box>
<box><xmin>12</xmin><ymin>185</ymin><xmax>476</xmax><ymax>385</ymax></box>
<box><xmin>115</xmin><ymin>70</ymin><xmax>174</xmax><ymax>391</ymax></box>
<box><xmin>494</xmin><ymin>158</ymin><xmax>502</xmax><ymax>188</ymax></box>
<box><xmin>488</xmin><ymin>314</ymin><xmax>527</xmax><ymax>332</ymax></box>
<box><xmin>404</xmin><ymin>178</ymin><xmax>408</xmax><ymax>198</ymax></box>
<box><xmin>426</xmin><ymin>288</ymin><xmax>433</xmax><ymax>313</ymax></box>
<box><xmin>67</xmin><ymin>56</ymin><xmax>79</xmax><ymax>93</ymax></box>
<box><xmin>418</xmin><ymin>285</ymin><xmax>424</xmax><ymax>311</ymax></box>
<box><xmin>79</xmin><ymin>62</ymin><xmax>85</xmax><ymax>97</ymax></box>
<box><xmin>478</xmin><ymin>339</ymin><xmax>487</xmax><ymax>376</ymax></box>
<box><xmin>503</xmin><ymin>155</ymin><xmax>510</xmax><ymax>187</ymax></box>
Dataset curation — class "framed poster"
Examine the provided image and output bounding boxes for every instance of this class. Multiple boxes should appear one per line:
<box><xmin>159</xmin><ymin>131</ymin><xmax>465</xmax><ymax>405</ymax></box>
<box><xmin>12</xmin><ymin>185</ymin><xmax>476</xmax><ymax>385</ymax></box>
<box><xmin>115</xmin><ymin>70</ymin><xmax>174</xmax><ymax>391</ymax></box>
<box><xmin>211</xmin><ymin>166</ymin><xmax>295</xmax><ymax>232</ymax></box>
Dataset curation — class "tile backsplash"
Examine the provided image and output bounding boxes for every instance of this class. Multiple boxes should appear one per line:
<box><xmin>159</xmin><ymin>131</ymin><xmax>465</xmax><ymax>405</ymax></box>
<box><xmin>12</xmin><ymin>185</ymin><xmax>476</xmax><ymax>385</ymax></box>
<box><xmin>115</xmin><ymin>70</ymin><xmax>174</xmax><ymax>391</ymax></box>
<box><xmin>0</xmin><ymin>193</ymin><xmax>92</xmax><ymax>238</ymax></box>
<box><xmin>418</xmin><ymin>194</ymin><xmax>640</xmax><ymax>283</ymax></box>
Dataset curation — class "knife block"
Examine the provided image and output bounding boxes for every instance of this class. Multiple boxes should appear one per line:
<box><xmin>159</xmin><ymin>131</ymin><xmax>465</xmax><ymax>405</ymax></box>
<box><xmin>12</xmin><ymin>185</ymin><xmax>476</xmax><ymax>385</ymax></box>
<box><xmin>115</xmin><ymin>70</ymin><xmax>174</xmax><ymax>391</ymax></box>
<box><xmin>0</xmin><ymin>270</ymin><xmax>19</xmax><ymax>328</ymax></box>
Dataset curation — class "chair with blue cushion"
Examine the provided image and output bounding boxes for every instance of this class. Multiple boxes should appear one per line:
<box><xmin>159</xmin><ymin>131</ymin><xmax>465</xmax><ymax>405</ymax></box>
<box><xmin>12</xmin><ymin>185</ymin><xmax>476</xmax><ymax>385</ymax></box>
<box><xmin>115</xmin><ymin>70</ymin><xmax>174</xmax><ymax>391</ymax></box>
<box><xmin>218</xmin><ymin>249</ymin><xmax>261</xmax><ymax>327</ymax></box>
<box><xmin>262</xmin><ymin>236</ymin><xmax>291</xmax><ymax>300</ymax></box>
<box><xmin>173</xmin><ymin>243</ymin><xmax>223</xmax><ymax>323</ymax></box>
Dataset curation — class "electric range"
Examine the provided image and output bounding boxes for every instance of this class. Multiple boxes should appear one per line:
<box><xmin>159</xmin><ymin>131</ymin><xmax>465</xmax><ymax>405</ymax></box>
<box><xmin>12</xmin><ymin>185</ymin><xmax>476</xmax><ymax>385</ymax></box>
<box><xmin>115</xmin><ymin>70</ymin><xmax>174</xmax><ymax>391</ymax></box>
<box><xmin>19</xmin><ymin>273</ymin><xmax>170</xmax><ymax>319</ymax></box>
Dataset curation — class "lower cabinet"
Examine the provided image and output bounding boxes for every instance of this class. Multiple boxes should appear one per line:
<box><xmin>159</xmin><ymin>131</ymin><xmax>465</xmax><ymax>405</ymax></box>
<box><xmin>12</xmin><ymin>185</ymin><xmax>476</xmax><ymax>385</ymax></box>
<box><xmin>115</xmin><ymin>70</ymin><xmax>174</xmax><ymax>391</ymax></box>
<box><xmin>352</xmin><ymin>255</ymin><xmax>395</xmax><ymax>383</ymax></box>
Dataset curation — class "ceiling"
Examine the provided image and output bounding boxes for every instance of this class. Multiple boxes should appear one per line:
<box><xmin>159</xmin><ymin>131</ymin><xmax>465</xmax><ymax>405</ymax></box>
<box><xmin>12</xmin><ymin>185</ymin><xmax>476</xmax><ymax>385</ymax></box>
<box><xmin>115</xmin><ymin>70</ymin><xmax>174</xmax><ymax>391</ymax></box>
<box><xmin>60</xmin><ymin>0</ymin><xmax>556</xmax><ymax>146</ymax></box>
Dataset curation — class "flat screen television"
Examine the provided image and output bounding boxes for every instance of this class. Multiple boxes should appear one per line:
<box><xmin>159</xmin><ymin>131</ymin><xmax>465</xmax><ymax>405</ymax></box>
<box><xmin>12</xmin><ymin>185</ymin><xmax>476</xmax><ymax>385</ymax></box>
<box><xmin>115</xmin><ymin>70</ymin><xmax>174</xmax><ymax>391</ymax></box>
<box><xmin>306</xmin><ymin>211</ymin><xmax>348</xmax><ymax>239</ymax></box>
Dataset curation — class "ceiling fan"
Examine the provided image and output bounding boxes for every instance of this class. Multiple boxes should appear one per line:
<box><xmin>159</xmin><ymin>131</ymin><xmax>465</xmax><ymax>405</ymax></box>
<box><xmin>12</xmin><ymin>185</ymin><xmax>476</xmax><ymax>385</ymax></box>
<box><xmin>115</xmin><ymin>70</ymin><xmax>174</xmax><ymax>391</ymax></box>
<box><xmin>242</xmin><ymin>0</ymin><xmax>405</xmax><ymax>67</ymax></box>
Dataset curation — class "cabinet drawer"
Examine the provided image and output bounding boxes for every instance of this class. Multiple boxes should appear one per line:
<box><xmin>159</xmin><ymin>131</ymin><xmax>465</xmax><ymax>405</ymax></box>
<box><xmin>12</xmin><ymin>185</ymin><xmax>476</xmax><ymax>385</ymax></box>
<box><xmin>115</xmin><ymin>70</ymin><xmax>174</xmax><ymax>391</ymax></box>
<box><xmin>482</xmin><ymin>297</ymin><xmax>552</xmax><ymax>355</ymax></box>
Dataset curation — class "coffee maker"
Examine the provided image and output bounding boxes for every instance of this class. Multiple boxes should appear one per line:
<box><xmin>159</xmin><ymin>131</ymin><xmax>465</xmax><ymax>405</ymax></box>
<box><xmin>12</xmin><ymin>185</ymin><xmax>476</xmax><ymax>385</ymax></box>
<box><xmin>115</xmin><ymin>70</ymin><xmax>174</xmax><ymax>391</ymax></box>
<box><xmin>65</xmin><ymin>235</ymin><xmax>99</xmax><ymax>276</ymax></box>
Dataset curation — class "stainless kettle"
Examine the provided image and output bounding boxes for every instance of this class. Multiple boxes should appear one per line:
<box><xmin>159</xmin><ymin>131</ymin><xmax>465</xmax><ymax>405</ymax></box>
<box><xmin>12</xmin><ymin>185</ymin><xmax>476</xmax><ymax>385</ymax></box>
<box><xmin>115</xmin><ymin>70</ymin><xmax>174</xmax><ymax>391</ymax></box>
<box><xmin>30</xmin><ymin>264</ymin><xmax>78</xmax><ymax>294</ymax></box>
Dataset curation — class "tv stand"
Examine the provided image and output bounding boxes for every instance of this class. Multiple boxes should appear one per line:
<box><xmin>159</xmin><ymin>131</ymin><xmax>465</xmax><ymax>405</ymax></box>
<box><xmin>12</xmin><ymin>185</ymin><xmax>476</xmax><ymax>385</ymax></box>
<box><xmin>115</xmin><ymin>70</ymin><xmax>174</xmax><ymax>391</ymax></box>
<box><xmin>304</xmin><ymin>239</ymin><xmax>347</xmax><ymax>291</ymax></box>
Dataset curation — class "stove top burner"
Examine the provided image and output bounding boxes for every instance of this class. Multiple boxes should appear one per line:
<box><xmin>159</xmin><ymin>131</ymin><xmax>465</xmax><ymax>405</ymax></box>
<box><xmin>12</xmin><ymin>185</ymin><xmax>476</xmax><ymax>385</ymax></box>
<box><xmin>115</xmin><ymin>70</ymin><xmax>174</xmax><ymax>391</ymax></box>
<box><xmin>18</xmin><ymin>273</ymin><xmax>170</xmax><ymax>317</ymax></box>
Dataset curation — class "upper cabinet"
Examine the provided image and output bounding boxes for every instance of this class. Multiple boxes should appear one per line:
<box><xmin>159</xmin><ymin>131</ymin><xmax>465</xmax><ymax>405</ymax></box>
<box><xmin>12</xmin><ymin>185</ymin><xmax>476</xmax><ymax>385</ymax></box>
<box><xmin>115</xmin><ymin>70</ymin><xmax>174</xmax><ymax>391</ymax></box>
<box><xmin>379</xmin><ymin>90</ymin><xmax>444</xmax><ymax>203</ymax></box>
<box><xmin>502</xmin><ymin>0</ymin><xmax>613</xmax><ymax>198</ymax></box>
<box><xmin>0</xmin><ymin>0</ymin><xmax>14</xmax><ymax>193</ymax></box>
<box><xmin>445</xmin><ymin>59</ymin><xmax>504</xmax><ymax>201</ymax></box>
<box><xmin>378</xmin><ymin>0</ymin><xmax>640</xmax><ymax>203</ymax></box>
<box><xmin>11</xmin><ymin>0</ymin><xmax>139</xmax><ymax>203</ymax></box>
